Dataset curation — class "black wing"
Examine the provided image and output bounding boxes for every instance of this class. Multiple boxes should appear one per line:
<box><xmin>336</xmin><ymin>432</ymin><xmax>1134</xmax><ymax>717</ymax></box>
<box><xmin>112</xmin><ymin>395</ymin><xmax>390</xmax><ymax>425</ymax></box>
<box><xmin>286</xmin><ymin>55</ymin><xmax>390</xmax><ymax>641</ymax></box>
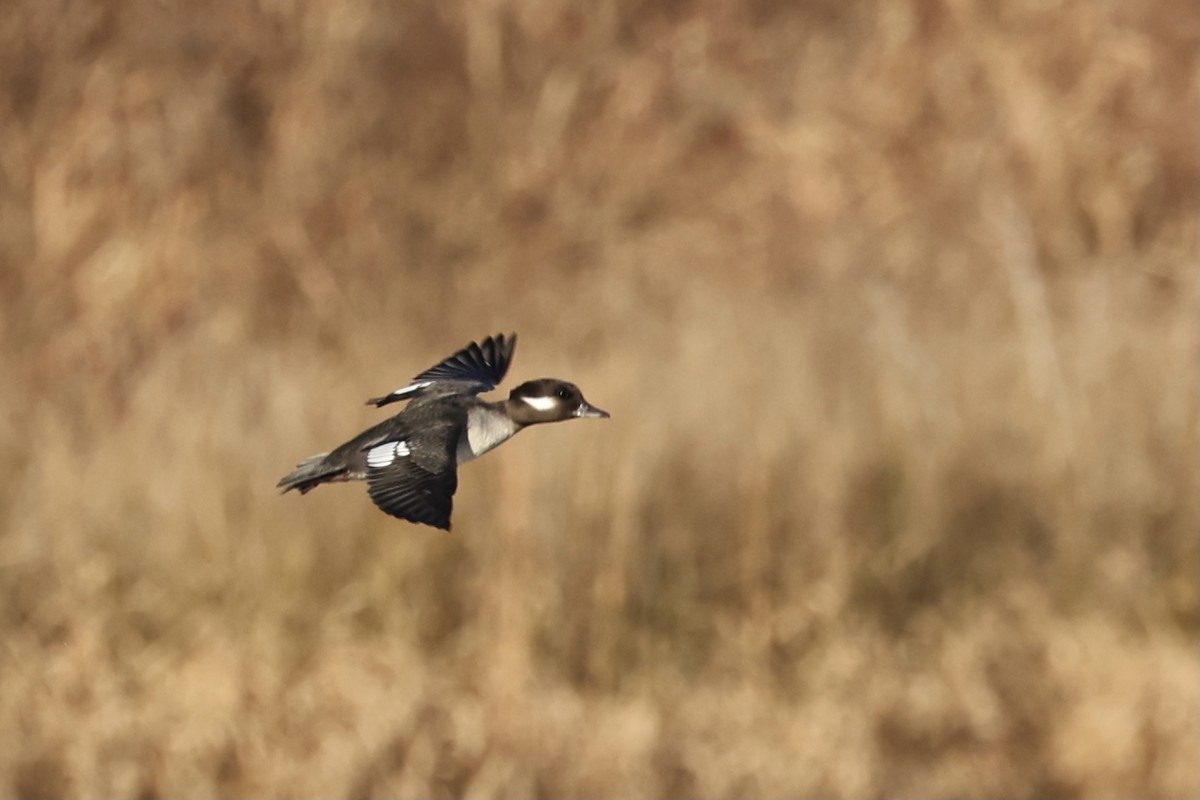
<box><xmin>367</xmin><ymin>333</ymin><xmax>517</xmax><ymax>407</ymax></box>
<box><xmin>364</xmin><ymin>423</ymin><xmax>461</xmax><ymax>530</ymax></box>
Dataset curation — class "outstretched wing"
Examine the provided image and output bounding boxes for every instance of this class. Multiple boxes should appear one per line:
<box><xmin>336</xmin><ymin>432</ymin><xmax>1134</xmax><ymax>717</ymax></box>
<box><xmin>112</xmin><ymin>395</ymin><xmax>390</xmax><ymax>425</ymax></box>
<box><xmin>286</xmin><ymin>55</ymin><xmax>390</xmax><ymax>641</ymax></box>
<box><xmin>363</xmin><ymin>423</ymin><xmax>461</xmax><ymax>530</ymax></box>
<box><xmin>367</xmin><ymin>333</ymin><xmax>517</xmax><ymax>408</ymax></box>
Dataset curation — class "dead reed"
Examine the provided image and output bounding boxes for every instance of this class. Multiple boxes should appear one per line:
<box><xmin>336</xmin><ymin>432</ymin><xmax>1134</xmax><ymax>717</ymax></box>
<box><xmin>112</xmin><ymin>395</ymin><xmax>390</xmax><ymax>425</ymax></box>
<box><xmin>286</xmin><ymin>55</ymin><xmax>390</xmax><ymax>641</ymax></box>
<box><xmin>0</xmin><ymin>0</ymin><xmax>1195</xmax><ymax>796</ymax></box>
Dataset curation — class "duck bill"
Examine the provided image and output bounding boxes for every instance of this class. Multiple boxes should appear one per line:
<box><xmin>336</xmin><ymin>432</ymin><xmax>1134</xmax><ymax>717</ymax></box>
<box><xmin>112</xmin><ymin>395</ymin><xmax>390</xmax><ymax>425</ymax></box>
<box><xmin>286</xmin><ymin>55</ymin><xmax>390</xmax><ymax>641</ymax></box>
<box><xmin>574</xmin><ymin>401</ymin><xmax>610</xmax><ymax>419</ymax></box>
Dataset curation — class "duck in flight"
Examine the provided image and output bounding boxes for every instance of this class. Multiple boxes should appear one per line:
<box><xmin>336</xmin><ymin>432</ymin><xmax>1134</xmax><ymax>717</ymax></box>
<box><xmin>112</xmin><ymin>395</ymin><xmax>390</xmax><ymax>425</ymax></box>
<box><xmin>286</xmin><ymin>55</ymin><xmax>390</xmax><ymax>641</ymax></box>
<box><xmin>277</xmin><ymin>333</ymin><xmax>609</xmax><ymax>530</ymax></box>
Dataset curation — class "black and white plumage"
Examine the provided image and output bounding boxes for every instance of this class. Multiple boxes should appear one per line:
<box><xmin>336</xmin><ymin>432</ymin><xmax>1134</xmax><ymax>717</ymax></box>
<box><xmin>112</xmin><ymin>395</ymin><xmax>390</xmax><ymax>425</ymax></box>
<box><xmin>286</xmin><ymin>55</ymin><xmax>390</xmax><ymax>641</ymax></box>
<box><xmin>365</xmin><ymin>333</ymin><xmax>517</xmax><ymax>407</ymax></box>
<box><xmin>276</xmin><ymin>333</ymin><xmax>609</xmax><ymax>530</ymax></box>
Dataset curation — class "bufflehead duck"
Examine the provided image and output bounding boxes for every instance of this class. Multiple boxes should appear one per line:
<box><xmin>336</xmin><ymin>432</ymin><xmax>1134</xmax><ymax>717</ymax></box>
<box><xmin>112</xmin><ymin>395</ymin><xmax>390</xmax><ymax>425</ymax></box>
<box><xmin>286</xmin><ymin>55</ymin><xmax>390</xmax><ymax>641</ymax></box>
<box><xmin>277</xmin><ymin>333</ymin><xmax>609</xmax><ymax>530</ymax></box>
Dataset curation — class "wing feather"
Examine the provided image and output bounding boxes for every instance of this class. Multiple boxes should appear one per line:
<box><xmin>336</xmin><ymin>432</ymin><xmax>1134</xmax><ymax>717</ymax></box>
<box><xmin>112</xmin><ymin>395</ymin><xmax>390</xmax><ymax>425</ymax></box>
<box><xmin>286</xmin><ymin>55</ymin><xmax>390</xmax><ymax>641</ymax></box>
<box><xmin>364</xmin><ymin>424</ymin><xmax>460</xmax><ymax>530</ymax></box>
<box><xmin>368</xmin><ymin>333</ymin><xmax>517</xmax><ymax>407</ymax></box>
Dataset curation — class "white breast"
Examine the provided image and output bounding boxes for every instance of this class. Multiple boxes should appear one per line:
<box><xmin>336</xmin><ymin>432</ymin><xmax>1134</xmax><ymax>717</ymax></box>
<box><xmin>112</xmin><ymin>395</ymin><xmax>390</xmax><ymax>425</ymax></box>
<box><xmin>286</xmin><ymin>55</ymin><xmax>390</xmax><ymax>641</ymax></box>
<box><xmin>456</xmin><ymin>407</ymin><xmax>518</xmax><ymax>464</ymax></box>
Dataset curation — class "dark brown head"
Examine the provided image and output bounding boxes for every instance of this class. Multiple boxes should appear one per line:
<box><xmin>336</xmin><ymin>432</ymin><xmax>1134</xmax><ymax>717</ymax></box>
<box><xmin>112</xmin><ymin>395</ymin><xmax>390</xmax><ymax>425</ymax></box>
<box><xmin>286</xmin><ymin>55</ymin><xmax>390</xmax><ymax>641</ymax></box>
<box><xmin>506</xmin><ymin>379</ymin><xmax>610</xmax><ymax>426</ymax></box>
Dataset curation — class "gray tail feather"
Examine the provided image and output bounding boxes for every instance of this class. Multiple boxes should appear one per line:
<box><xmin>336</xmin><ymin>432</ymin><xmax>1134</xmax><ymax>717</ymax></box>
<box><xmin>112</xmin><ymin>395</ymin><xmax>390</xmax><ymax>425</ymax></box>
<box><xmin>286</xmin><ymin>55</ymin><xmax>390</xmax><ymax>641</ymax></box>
<box><xmin>276</xmin><ymin>452</ymin><xmax>343</xmax><ymax>494</ymax></box>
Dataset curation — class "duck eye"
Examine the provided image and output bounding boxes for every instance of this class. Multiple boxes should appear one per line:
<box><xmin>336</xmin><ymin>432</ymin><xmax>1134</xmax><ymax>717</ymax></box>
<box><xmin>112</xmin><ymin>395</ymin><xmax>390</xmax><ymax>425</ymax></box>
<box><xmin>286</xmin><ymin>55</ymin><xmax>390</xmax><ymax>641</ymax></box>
<box><xmin>556</xmin><ymin>387</ymin><xmax>570</xmax><ymax>399</ymax></box>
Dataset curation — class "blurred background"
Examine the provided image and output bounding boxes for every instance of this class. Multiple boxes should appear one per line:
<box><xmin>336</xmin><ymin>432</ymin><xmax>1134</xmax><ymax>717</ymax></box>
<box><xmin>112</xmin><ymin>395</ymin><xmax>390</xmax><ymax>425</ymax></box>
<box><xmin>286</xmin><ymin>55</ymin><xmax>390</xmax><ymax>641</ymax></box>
<box><xmin>0</xmin><ymin>0</ymin><xmax>1196</xmax><ymax>796</ymax></box>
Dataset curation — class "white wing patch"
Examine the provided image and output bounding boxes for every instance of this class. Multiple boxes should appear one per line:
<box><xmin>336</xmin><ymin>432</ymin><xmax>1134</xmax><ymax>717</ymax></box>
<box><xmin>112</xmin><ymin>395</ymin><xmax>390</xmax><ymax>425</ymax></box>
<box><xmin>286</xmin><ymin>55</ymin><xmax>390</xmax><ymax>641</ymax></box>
<box><xmin>521</xmin><ymin>395</ymin><xmax>558</xmax><ymax>412</ymax></box>
<box><xmin>388</xmin><ymin>380</ymin><xmax>434</xmax><ymax>400</ymax></box>
<box><xmin>367</xmin><ymin>440</ymin><xmax>411</xmax><ymax>468</ymax></box>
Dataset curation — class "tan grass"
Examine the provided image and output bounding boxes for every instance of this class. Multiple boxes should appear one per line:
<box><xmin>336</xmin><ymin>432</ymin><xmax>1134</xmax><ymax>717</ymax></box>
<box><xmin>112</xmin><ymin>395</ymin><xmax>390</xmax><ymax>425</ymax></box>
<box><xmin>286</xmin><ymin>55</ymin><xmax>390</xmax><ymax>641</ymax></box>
<box><xmin>0</xmin><ymin>0</ymin><xmax>1196</xmax><ymax>796</ymax></box>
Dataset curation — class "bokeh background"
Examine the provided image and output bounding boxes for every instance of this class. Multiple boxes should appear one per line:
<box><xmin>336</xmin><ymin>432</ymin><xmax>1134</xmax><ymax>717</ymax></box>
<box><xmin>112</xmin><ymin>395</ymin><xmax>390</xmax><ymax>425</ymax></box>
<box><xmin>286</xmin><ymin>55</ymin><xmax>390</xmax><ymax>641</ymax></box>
<box><xmin>0</xmin><ymin>0</ymin><xmax>1196</xmax><ymax>796</ymax></box>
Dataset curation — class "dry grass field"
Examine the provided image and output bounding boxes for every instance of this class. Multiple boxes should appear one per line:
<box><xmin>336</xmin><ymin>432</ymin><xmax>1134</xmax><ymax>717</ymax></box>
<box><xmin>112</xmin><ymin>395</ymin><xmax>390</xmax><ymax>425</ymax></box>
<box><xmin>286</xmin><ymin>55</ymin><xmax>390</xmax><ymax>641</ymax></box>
<box><xmin>0</xmin><ymin>0</ymin><xmax>1196</xmax><ymax>796</ymax></box>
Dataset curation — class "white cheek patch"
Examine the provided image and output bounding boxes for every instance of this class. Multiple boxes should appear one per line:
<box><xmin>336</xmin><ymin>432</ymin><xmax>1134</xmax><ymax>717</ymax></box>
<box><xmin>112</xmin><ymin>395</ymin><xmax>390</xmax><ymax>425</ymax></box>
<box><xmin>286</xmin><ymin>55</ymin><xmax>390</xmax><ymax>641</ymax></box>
<box><xmin>521</xmin><ymin>395</ymin><xmax>559</xmax><ymax>412</ymax></box>
<box><xmin>367</xmin><ymin>440</ymin><xmax>411</xmax><ymax>468</ymax></box>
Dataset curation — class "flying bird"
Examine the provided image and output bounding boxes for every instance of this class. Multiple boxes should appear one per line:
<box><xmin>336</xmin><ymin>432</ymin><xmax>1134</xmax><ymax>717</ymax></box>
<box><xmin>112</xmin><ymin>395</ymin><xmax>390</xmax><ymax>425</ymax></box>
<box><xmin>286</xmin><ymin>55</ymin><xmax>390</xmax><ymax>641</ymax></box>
<box><xmin>277</xmin><ymin>333</ymin><xmax>609</xmax><ymax>529</ymax></box>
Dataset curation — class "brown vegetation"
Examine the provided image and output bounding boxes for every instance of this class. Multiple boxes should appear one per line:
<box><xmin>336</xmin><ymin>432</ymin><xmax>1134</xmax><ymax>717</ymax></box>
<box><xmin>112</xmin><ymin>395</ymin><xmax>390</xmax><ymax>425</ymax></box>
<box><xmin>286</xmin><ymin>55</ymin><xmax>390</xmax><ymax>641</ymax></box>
<box><xmin>0</xmin><ymin>0</ymin><xmax>1196</xmax><ymax>796</ymax></box>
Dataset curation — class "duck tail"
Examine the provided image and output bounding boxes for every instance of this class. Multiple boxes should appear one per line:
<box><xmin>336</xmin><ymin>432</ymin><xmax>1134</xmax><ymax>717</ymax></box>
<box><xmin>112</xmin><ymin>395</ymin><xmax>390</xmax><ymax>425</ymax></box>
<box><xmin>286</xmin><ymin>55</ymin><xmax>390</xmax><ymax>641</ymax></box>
<box><xmin>276</xmin><ymin>452</ymin><xmax>344</xmax><ymax>494</ymax></box>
